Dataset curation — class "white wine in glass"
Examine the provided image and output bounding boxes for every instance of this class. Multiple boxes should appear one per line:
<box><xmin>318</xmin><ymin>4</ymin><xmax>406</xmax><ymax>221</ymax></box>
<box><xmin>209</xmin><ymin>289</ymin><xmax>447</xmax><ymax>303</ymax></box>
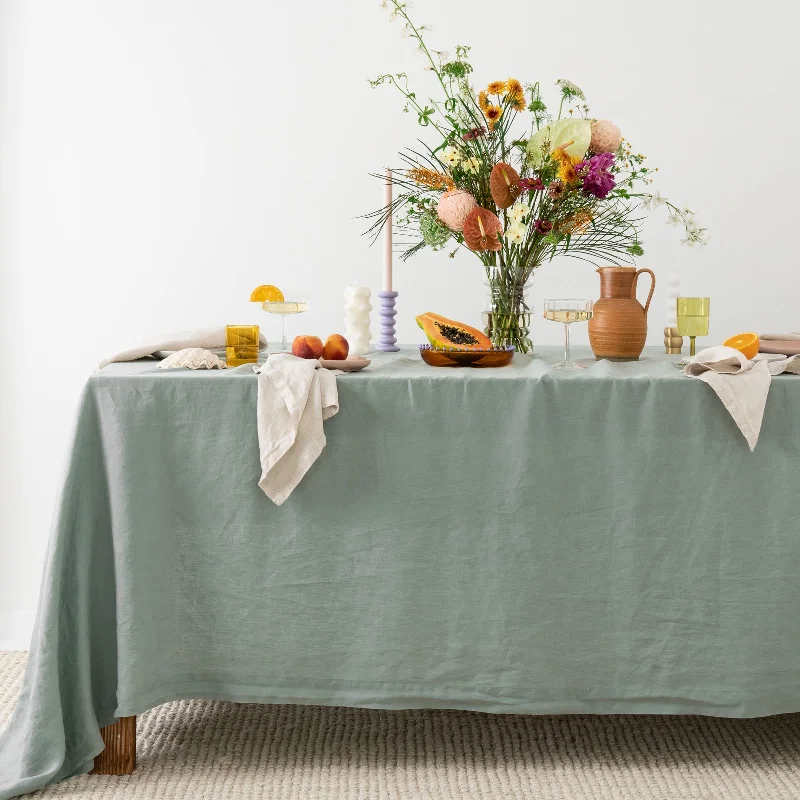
<box><xmin>543</xmin><ymin>299</ymin><xmax>594</xmax><ymax>369</ymax></box>
<box><xmin>262</xmin><ymin>294</ymin><xmax>309</xmax><ymax>352</ymax></box>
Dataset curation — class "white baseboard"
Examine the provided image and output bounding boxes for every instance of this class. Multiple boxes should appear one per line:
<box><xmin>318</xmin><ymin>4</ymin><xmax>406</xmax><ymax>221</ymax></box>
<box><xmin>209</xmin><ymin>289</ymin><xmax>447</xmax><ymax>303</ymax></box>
<box><xmin>0</xmin><ymin>610</ymin><xmax>35</xmax><ymax>650</ymax></box>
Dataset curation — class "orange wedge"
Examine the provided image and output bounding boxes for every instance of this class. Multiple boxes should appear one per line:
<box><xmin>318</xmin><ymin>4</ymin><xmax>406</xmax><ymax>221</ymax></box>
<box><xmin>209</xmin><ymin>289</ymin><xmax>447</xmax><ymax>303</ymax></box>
<box><xmin>250</xmin><ymin>284</ymin><xmax>284</xmax><ymax>303</ymax></box>
<box><xmin>724</xmin><ymin>332</ymin><xmax>759</xmax><ymax>360</ymax></box>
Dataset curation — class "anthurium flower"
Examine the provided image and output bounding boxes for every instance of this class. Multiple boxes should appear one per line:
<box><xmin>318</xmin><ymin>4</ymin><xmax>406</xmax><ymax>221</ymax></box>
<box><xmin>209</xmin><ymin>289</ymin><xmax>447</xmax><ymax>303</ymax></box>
<box><xmin>490</xmin><ymin>162</ymin><xmax>521</xmax><ymax>209</ymax></box>
<box><xmin>527</xmin><ymin>118</ymin><xmax>592</xmax><ymax>167</ymax></box>
<box><xmin>463</xmin><ymin>207</ymin><xmax>503</xmax><ymax>251</ymax></box>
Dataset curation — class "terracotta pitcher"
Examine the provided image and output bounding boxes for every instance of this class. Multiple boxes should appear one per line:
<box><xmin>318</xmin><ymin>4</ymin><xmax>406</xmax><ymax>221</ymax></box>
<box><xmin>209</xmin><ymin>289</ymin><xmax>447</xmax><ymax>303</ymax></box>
<box><xmin>588</xmin><ymin>266</ymin><xmax>656</xmax><ymax>360</ymax></box>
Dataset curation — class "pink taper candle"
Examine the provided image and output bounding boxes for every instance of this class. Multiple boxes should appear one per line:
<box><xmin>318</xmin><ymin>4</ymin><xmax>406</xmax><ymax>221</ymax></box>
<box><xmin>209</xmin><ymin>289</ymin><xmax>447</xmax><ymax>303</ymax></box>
<box><xmin>383</xmin><ymin>167</ymin><xmax>392</xmax><ymax>292</ymax></box>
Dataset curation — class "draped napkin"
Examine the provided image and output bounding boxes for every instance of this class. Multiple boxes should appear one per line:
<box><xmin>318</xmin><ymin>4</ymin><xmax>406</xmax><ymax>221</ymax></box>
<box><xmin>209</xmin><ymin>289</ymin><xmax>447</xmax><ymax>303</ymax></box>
<box><xmin>255</xmin><ymin>354</ymin><xmax>340</xmax><ymax>505</ymax></box>
<box><xmin>684</xmin><ymin>346</ymin><xmax>800</xmax><ymax>450</ymax></box>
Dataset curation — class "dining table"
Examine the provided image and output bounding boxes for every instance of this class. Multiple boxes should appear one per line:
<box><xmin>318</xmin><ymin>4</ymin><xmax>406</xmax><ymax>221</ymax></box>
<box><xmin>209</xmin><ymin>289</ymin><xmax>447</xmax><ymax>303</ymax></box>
<box><xmin>2</xmin><ymin>345</ymin><xmax>800</xmax><ymax>799</ymax></box>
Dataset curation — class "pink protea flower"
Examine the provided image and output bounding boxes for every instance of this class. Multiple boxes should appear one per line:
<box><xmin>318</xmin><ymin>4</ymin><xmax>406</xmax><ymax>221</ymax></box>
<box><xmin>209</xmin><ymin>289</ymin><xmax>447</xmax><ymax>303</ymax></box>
<box><xmin>436</xmin><ymin>188</ymin><xmax>478</xmax><ymax>232</ymax></box>
<box><xmin>590</xmin><ymin>120</ymin><xmax>622</xmax><ymax>153</ymax></box>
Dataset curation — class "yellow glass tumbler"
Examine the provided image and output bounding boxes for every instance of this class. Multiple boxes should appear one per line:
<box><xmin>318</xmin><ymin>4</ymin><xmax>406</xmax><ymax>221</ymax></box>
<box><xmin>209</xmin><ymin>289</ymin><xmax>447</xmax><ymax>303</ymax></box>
<box><xmin>676</xmin><ymin>298</ymin><xmax>710</xmax><ymax>356</ymax></box>
<box><xmin>226</xmin><ymin>325</ymin><xmax>260</xmax><ymax>367</ymax></box>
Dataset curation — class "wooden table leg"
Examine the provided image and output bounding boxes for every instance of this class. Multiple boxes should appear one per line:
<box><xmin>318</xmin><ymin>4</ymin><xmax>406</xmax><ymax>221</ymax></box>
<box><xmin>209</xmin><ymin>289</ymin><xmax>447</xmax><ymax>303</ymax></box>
<box><xmin>91</xmin><ymin>715</ymin><xmax>136</xmax><ymax>775</ymax></box>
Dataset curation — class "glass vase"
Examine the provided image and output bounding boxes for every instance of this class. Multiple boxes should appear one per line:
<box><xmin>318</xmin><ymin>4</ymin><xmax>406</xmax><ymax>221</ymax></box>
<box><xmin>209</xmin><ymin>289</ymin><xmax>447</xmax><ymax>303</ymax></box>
<box><xmin>482</xmin><ymin>270</ymin><xmax>534</xmax><ymax>353</ymax></box>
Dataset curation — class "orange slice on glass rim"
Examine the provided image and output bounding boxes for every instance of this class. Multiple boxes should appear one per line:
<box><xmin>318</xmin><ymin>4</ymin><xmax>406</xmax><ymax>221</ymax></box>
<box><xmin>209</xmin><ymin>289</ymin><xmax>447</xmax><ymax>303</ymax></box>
<box><xmin>723</xmin><ymin>332</ymin><xmax>759</xmax><ymax>360</ymax></box>
<box><xmin>249</xmin><ymin>284</ymin><xmax>284</xmax><ymax>303</ymax></box>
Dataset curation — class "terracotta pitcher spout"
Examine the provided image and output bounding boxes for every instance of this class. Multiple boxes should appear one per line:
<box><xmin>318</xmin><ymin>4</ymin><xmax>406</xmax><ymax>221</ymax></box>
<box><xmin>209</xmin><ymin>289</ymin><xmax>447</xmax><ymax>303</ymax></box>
<box><xmin>588</xmin><ymin>266</ymin><xmax>656</xmax><ymax>361</ymax></box>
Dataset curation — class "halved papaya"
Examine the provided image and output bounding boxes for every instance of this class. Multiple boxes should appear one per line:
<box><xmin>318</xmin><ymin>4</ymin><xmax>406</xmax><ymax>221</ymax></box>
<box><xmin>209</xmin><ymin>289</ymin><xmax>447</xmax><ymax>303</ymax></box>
<box><xmin>416</xmin><ymin>312</ymin><xmax>492</xmax><ymax>351</ymax></box>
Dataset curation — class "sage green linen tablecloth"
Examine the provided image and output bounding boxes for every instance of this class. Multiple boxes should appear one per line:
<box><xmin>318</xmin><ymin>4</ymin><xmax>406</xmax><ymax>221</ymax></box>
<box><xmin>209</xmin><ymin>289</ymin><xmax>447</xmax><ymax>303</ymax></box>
<box><xmin>2</xmin><ymin>347</ymin><xmax>800</xmax><ymax>797</ymax></box>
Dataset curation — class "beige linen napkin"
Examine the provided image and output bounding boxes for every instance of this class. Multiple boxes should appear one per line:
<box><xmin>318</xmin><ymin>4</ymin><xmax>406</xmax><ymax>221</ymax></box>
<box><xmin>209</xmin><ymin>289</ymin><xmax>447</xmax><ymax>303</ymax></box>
<box><xmin>255</xmin><ymin>354</ymin><xmax>339</xmax><ymax>506</ymax></box>
<box><xmin>760</xmin><ymin>333</ymin><xmax>800</xmax><ymax>340</ymax></box>
<box><xmin>99</xmin><ymin>327</ymin><xmax>267</xmax><ymax>369</ymax></box>
<box><xmin>684</xmin><ymin>346</ymin><xmax>800</xmax><ymax>450</ymax></box>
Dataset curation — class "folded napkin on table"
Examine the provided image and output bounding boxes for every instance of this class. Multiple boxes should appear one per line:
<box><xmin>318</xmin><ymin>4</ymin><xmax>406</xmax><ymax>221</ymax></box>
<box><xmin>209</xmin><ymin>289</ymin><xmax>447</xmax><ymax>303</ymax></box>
<box><xmin>760</xmin><ymin>333</ymin><xmax>800</xmax><ymax>340</ymax></box>
<box><xmin>99</xmin><ymin>327</ymin><xmax>267</xmax><ymax>369</ymax></box>
<box><xmin>255</xmin><ymin>353</ymin><xmax>340</xmax><ymax>505</ymax></box>
<box><xmin>684</xmin><ymin>346</ymin><xmax>800</xmax><ymax>450</ymax></box>
<box><xmin>759</xmin><ymin>332</ymin><xmax>800</xmax><ymax>355</ymax></box>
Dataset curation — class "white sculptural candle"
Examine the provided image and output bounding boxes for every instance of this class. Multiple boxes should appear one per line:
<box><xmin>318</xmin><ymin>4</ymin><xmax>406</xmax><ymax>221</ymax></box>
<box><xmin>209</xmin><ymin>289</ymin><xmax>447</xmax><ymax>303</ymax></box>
<box><xmin>344</xmin><ymin>285</ymin><xmax>371</xmax><ymax>356</ymax></box>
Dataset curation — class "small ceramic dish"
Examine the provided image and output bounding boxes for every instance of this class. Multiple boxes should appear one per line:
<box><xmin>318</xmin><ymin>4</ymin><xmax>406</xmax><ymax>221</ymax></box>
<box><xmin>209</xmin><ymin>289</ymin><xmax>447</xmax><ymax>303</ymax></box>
<box><xmin>419</xmin><ymin>345</ymin><xmax>514</xmax><ymax>368</ymax></box>
<box><xmin>318</xmin><ymin>356</ymin><xmax>371</xmax><ymax>372</ymax></box>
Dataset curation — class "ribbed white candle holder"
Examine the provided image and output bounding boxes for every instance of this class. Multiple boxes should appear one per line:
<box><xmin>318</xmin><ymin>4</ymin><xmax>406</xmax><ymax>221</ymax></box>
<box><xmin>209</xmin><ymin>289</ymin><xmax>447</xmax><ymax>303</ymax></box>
<box><xmin>344</xmin><ymin>286</ymin><xmax>372</xmax><ymax>356</ymax></box>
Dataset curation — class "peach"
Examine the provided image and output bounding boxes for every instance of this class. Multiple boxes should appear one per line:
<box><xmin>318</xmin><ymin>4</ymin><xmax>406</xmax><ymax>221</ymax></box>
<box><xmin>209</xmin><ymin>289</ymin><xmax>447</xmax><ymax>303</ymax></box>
<box><xmin>292</xmin><ymin>335</ymin><xmax>323</xmax><ymax>359</ymax></box>
<box><xmin>322</xmin><ymin>334</ymin><xmax>349</xmax><ymax>360</ymax></box>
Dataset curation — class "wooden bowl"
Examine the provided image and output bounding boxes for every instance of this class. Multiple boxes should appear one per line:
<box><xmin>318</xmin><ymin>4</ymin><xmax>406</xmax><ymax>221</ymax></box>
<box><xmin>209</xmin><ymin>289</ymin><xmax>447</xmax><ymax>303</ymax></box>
<box><xmin>419</xmin><ymin>345</ymin><xmax>514</xmax><ymax>368</ymax></box>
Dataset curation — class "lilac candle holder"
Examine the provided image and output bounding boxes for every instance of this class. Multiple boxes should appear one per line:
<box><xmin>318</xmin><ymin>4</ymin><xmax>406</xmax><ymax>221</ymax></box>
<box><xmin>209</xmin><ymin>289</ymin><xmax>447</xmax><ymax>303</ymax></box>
<box><xmin>376</xmin><ymin>291</ymin><xmax>400</xmax><ymax>352</ymax></box>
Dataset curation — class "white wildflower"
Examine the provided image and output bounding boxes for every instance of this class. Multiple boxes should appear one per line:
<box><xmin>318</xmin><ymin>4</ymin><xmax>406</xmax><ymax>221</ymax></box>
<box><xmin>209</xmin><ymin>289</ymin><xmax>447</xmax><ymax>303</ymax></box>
<box><xmin>462</xmin><ymin>156</ymin><xmax>481</xmax><ymax>174</ymax></box>
<box><xmin>508</xmin><ymin>203</ymin><xmax>529</xmax><ymax>222</ymax></box>
<box><xmin>441</xmin><ymin>146</ymin><xmax>461</xmax><ymax>167</ymax></box>
<box><xmin>504</xmin><ymin>223</ymin><xmax>528</xmax><ymax>245</ymax></box>
<box><xmin>555</xmin><ymin>78</ymin><xmax>586</xmax><ymax>100</ymax></box>
<box><xmin>667</xmin><ymin>210</ymin><xmax>682</xmax><ymax>227</ymax></box>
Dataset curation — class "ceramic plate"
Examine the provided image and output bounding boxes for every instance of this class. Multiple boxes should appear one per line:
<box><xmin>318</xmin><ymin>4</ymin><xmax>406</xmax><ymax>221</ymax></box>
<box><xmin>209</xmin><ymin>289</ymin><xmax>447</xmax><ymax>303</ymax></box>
<box><xmin>319</xmin><ymin>356</ymin><xmax>371</xmax><ymax>372</ymax></box>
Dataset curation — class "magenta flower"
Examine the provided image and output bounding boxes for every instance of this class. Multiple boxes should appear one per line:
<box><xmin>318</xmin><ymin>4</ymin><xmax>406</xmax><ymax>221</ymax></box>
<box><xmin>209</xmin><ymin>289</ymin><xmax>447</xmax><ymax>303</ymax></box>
<box><xmin>462</xmin><ymin>126</ymin><xmax>487</xmax><ymax>141</ymax></box>
<box><xmin>518</xmin><ymin>177</ymin><xmax>544</xmax><ymax>193</ymax></box>
<box><xmin>576</xmin><ymin>152</ymin><xmax>616</xmax><ymax>199</ymax></box>
<box><xmin>534</xmin><ymin>219</ymin><xmax>553</xmax><ymax>234</ymax></box>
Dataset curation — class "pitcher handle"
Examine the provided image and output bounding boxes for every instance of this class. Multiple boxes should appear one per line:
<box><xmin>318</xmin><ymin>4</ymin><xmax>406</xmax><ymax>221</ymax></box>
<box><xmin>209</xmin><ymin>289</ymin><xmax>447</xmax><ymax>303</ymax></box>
<box><xmin>633</xmin><ymin>268</ymin><xmax>656</xmax><ymax>314</ymax></box>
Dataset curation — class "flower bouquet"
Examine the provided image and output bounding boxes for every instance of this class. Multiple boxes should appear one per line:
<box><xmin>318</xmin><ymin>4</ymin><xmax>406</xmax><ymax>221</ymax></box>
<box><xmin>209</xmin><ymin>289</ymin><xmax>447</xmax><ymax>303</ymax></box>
<box><xmin>365</xmin><ymin>1</ymin><xmax>707</xmax><ymax>353</ymax></box>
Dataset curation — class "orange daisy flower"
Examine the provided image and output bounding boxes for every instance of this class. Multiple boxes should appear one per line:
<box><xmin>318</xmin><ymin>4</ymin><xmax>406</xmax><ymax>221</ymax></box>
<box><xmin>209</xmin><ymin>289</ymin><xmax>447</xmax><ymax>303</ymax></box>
<box><xmin>487</xmin><ymin>80</ymin><xmax>507</xmax><ymax>95</ymax></box>
<box><xmin>478</xmin><ymin>90</ymin><xmax>489</xmax><ymax>111</ymax></box>
<box><xmin>552</xmin><ymin>147</ymin><xmax>580</xmax><ymax>183</ymax></box>
<box><xmin>484</xmin><ymin>104</ymin><xmax>503</xmax><ymax>131</ymax></box>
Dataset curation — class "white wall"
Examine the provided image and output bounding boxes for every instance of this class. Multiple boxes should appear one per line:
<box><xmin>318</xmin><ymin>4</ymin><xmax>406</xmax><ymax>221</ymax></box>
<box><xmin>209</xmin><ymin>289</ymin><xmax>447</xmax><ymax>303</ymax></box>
<box><xmin>1</xmin><ymin>0</ymin><xmax>797</xmax><ymax>647</ymax></box>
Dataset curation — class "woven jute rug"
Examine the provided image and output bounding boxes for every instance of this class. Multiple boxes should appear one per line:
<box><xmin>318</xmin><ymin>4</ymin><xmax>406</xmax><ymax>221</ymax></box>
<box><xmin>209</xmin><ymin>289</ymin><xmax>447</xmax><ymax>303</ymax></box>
<box><xmin>3</xmin><ymin>651</ymin><xmax>800</xmax><ymax>799</ymax></box>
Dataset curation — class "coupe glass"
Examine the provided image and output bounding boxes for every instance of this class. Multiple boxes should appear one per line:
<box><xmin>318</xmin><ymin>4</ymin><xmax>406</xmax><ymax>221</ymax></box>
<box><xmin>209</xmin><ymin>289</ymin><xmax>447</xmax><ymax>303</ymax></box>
<box><xmin>543</xmin><ymin>299</ymin><xmax>594</xmax><ymax>369</ymax></box>
<box><xmin>262</xmin><ymin>294</ymin><xmax>309</xmax><ymax>352</ymax></box>
<box><xmin>676</xmin><ymin>297</ymin><xmax>710</xmax><ymax>357</ymax></box>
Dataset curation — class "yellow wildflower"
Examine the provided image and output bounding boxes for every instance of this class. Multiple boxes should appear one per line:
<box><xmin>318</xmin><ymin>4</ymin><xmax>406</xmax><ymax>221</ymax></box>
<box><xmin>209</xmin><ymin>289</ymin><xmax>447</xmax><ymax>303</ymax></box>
<box><xmin>478</xmin><ymin>90</ymin><xmax>489</xmax><ymax>111</ymax></box>
<box><xmin>406</xmin><ymin>167</ymin><xmax>455</xmax><ymax>191</ymax></box>
<box><xmin>509</xmin><ymin>91</ymin><xmax>526</xmax><ymax>112</ymax></box>
<box><xmin>487</xmin><ymin>80</ymin><xmax>507</xmax><ymax>95</ymax></box>
<box><xmin>484</xmin><ymin>104</ymin><xmax>503</xmax><ymax>131</ymax></box>
<box><xmin>552</xmin><ymin>146</ymin><xmax>580</xmax><ymax>183</ymax></box>
<box><xmin>506</xmin><ymin>78</ymin><xmax>523</xmax><ymax>96</ymax></box>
